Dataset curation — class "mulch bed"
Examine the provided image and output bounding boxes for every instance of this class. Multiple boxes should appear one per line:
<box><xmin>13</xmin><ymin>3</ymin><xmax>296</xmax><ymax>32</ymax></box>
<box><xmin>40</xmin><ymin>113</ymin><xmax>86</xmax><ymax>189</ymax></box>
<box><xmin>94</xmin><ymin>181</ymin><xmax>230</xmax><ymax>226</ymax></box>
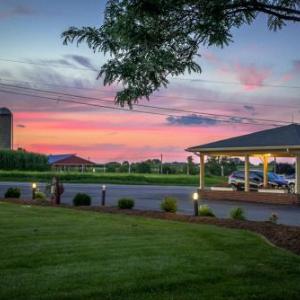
<box><xmin>2</xmin><ymin>198</ymin><xmax>300</xmax><ymax>255</ymax></box>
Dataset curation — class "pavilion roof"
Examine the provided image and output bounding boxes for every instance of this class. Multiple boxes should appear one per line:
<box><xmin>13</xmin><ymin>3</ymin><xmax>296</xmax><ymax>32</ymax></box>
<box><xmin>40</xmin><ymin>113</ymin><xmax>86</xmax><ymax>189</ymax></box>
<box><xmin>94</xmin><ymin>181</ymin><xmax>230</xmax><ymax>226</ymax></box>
<box><xmin>186</xmin><ymin>124</ymin><xmax>300</xmax><ymax>154</ymax></box>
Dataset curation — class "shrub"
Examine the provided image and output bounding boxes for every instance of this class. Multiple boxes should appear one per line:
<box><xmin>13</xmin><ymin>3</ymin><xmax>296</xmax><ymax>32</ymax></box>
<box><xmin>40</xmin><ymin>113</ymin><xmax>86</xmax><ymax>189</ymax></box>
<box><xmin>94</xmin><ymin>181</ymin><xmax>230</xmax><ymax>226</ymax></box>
<box><xmin>199</xmin><ymin>205</ymin><xmax>215</xmax><ymax>217</ymax></box>
<box><xmin>35</xmin><ymin>191</ymin><xmax>47</xmax><ymax>201</ymax></box>
<box><xmin>73</xmin><ymin>193</ymin><xmax>91</xmax><ymax>206</ymax></box>
<box><xmin>160</xmin><ymin>196</ymin><xmax>177</xmax><ymax>213</ymax></box>
<box><xmin>269</xmin><ymin>212</ymin><xmax>279</xmax><ymax>224</ymax></box>
<box><xmin>230</xmin><ymin>207</ymin><xmax>246</xmax><ymax>220</ymax></box>
<box><xmin>4</xmin><ymin>187</ymin><xmax>21</xmax><ymax>198</ymax></box>
<box><xmin>118</xmin><ymin>198</ymin><xmax>135</xmax><ymax>209</ymax></box>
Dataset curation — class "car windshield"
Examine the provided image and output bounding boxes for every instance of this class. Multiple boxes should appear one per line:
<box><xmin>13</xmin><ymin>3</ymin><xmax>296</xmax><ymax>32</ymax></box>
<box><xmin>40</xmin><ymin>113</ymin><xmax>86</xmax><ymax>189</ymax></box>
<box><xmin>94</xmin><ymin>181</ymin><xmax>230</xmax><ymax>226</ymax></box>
<box><xmin>268</xmin><ymin>172</ymin><xmax>283</xmax><ymax>181</ymax></box>
<box><xmin>249</xmin><ymin>171</ymin><xmax>285</xmax><ymax>182</ymax></box>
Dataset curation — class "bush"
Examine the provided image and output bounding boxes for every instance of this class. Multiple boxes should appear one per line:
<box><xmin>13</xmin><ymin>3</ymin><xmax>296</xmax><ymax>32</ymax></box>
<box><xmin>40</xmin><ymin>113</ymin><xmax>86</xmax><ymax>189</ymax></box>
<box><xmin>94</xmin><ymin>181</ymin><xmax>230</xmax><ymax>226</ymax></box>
<box><xmin>230</xmin><ymin>207</ymin><xmax>246</xmax><ymax>220</ymax></box>
<box><xmin>35</xmin><ymin>191</ymin><xmax>47</xmax><ymax>201</ymax></box>
<box><xmin>199</xmin><ymin>205</ymin><xmax>215</xmax><ymax>217</ymax></box>
<box><xmin>269</xmin><ymin>212</ymin><xmax>279</xmax><ymax>224</ymax></box>
<box><xmin>4</xmin><ymin>187</ymin><xmax>21</xmax><ymax>198</ymax></box>
<box><xmin>160</xmin><ymin>196</ymin><xmax>177</xmax><ymax>213</ymax></box>
<box><xmin>118</xmin><ymin>198</ymin><xmax>135</xmax><ymax>209</ymax></box>
<box><xmin>73</xmin><ymin>193</ymin><xmax>91</xmax><ymax>206</ymax></box>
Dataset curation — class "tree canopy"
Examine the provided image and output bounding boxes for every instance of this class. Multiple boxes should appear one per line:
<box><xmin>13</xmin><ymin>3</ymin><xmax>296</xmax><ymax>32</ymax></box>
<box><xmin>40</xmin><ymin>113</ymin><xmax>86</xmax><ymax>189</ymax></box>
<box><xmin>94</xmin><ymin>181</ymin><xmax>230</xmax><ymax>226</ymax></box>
<box><xmin>62</xmin><ymin>0</ymin><xmax>300</xmax><ymax>107</ymax></box>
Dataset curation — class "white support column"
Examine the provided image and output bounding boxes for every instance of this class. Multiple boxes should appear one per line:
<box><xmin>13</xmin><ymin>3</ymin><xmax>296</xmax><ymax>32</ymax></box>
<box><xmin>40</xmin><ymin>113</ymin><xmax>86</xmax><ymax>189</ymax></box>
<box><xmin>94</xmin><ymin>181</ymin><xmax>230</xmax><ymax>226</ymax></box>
<box><xmin>296</xmin><ymin>155</ymin><xmax>300</xmax><ymax>194</ymax></box>
<box><xmin>199</xmin><ymin>153</ymin><xmax>205</xmax><ymax>190</ymax></box>
<box><xmin>263</xmin><ymin>155</ymin><xmax>268</xmax><ymax>188</ymax></box>
<box><xmin>244</xmin><ymin>154</ymin><xmax>250</xmax><ymax>192</ymax></box>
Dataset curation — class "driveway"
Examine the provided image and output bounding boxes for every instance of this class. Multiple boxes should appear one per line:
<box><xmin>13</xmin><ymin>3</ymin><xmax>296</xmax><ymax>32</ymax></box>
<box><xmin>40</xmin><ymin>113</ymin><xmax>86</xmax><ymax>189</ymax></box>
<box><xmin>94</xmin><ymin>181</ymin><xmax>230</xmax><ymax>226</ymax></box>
<box><xmin>0</xmin><ymin>181</ymin><xmax>300</xmax><ymax>226</ymax></box>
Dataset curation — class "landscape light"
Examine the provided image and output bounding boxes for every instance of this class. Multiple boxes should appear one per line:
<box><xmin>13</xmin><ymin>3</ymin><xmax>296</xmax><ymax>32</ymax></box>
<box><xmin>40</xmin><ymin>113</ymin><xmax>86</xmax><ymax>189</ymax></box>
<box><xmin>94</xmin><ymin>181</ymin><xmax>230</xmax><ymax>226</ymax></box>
<box><xmin>192</xmin><ymin>192</ymin><xmax>199</xmax><ymax>201</ymax></box>
<box><xmin>101</xmin><ymin>185</ymin><xmax>106</xmax><ymax>206</ymax></box>
<box><xmin>192</xmin><ymin>192</ymin><xmax>199</xmax><ymax>216</ymax></box>
<box><xmin>32</xmin><ymin>182</ymin><xmax>37</xmax><ymax>200</ymax></box>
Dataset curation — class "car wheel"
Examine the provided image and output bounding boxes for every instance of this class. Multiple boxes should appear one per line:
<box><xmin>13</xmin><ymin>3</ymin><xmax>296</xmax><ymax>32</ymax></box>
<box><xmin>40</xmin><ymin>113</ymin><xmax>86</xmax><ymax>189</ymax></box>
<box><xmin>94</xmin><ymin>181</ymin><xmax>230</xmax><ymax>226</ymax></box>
<box><xmin>231</xmin><ymin>184</ymin><xmax>238</xmax><ymax>191</ymax></box>
<box><xmin>289</xmin><ymin>183</ymin><xmax>295</xmax><ymax>194</ymax></box>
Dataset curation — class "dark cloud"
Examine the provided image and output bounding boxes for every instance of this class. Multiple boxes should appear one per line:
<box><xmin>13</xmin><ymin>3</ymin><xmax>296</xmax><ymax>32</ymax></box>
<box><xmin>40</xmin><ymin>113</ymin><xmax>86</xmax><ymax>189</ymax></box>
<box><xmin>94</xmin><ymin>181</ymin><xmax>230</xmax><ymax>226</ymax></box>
<box><xmin>229</xmin><ymin>116</ymin><xmax>255</xmax><ymax>124</ymax></box>
<box><xmin>65</xmin><ymin>55</ymin><xmax>97</xmax><ymax>71</ymax></box>
<box><xmin>243</xmin><ymin>105</ymin><xmax>256</xmax><ymax>115</ymax></box>
<box><xmin>35</xmin><ymin>58</ymin><xmax>75</xmax><ymax>67</ymax></box>
<box><xmin>0</xmin><ymin>4</ymin><xmax>36</xmax><ymax>20</ymax></box>
<box><xmin>166</xmin><ymin>114</ymin><xmax>219</xmax><ymax>126</ymax></box>
<box><xmin>16</xmin><ymin>124</ymin><xmax>26</xmax><ymax>128</ymax></box>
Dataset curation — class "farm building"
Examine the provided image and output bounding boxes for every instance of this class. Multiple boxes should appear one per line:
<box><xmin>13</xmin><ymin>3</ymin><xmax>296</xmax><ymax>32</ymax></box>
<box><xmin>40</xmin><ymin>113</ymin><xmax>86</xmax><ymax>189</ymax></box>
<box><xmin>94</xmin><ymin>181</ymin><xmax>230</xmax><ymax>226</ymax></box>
<box><xmin>48</xmin><ymin>154</ymin><xmax>95</xmax><ymax>171</ymax></box>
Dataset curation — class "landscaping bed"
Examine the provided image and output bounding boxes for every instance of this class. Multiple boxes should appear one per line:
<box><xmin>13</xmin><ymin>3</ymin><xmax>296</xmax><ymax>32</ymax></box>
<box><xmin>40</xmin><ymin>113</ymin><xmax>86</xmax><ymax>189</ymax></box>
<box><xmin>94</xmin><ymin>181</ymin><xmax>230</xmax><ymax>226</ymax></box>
<box><xmin>2</xmin><ymin>198</ymin><xmax>300</xmax><ymax>255</ymax></box>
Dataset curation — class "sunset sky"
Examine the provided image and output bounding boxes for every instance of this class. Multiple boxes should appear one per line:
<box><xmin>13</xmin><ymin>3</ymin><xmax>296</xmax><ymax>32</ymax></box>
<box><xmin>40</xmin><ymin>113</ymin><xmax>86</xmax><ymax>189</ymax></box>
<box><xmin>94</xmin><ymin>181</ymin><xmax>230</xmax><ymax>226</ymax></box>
<box><xmin>0</xmin><ymin>0</ymin><xmax>300</xmax><ymax>163</ymax></box>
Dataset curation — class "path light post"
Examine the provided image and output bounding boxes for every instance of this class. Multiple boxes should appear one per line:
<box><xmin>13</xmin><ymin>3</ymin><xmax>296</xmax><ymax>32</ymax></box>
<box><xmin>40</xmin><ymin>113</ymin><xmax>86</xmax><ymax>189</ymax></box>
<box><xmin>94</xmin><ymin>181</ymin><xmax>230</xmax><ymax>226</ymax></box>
<box><xmin>102</xmin><ymin>185</ymin><xmax>106</xmax><ymax>206</ymax></box>
<box><xmin>192</xmin><ymin>192</ymin><xmax>199</xmax><ymax>216</ymax></box>
<box><xmin>32</xmin><ymin>183</ymin><xmax>37</xmax><ymax>200</ymax></box>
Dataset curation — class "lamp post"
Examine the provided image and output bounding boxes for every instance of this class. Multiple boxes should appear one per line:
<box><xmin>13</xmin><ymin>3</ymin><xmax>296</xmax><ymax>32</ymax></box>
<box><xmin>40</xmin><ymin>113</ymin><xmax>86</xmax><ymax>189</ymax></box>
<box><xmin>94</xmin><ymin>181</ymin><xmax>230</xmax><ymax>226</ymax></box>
<box><xmin>192</xmin><ymin>192</ymin><xmax>199</xmax><ymax>216</ymax></box>
<box><xmin>102</xmin><ymin>185</ymin><xmax>106</xmax><ymax>206</ymax></box>
<box><xmin>32</xmin><ymin>182</ymin><xmax>37</xmax><ymax>200</ymax></box>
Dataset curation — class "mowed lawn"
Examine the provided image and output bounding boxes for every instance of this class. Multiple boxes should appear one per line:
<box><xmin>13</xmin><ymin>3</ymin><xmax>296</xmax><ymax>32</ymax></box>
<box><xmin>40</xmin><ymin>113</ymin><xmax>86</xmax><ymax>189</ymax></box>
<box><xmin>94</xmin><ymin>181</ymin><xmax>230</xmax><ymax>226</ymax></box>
<box><xmin>1</xmin><ymin>203</ymin><xmax>300</xmax><ymax>300</ymax></box>
<box><xmin>0</xmin><ymin>170</ymin><xmax>226</xmax><ymax>186</ymax></box>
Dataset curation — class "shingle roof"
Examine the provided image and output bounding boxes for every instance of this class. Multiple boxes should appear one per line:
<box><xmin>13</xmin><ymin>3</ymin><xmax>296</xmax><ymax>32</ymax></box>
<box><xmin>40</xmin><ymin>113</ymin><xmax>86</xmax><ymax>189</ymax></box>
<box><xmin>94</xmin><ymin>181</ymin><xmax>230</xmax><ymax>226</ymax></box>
<box><xmin>186</xmin><ymin>124</ymin><xmax>300</xmax><ymax>152</ymax></box>
<box><xmin>48</xmin><ymin>154</ymin><xmax>95</xmax><ymax>165</ymax></box>
<box><xmin>48</xmin><ymin>154</ymin><xmax>74</xmax><ymax>164</ymax></box>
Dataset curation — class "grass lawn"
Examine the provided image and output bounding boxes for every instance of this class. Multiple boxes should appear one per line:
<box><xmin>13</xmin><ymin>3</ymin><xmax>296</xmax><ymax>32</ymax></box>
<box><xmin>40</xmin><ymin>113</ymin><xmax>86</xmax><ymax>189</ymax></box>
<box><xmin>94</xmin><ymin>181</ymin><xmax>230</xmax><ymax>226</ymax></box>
<box><xmin>0</xmin><ymin>170</ymin><xmax>226</xmax><ymax>186</ymax></box>
<box><xmin>1</xmin><ymin>203</ymin><xmax>300</xmax><ymax>300</ymax></box>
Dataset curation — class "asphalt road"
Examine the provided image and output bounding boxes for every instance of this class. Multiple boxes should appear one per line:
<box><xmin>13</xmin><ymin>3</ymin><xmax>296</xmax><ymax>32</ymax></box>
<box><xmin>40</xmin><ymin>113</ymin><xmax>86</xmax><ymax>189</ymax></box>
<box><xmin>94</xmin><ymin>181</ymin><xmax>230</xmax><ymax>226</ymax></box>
<box><xmin>1</xmin><ymin>181</ymin><xmax>300</xmax><ymax>226</ymax></box>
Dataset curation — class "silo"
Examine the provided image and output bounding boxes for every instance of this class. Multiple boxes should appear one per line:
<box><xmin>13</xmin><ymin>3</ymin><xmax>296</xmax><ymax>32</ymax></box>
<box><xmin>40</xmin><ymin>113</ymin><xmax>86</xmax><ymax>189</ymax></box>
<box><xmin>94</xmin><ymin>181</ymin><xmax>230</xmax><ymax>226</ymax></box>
<box><xmin>0</xmin><ymin>107</ymin><xmax>13</xmax><ymax>150</ymax></box>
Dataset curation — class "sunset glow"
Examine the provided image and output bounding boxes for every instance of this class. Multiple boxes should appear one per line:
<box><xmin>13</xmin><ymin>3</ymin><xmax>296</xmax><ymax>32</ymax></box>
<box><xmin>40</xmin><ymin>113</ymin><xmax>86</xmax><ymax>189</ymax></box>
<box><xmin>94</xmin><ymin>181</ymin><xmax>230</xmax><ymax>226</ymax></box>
<box><xmin>0</xmin><ymin>1</ymin><xmax>299</xmax><ymax>163</ymax></box>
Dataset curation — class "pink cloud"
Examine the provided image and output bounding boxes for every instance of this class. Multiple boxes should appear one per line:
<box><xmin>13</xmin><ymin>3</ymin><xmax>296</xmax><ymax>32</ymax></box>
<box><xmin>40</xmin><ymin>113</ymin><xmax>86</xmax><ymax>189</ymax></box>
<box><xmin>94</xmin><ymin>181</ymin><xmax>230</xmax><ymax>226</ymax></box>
<box><xmin>202</xmin><ymin>51</ymin><xmax>220</xmax><ymax>64</ymax></box>
<box><xmin>202</xmin><ymin>52</ymin><xmax>272</xmax><ymax>91</ymax></box>
<box><xmin>233</xmin><ymin>64</ymin><xmax>271</xmax><ymax>91</ymax></box>
<box><xmin>281</xmin><ymin>60</ymin><xmax>300</xmax><ymax>82</ymax></box>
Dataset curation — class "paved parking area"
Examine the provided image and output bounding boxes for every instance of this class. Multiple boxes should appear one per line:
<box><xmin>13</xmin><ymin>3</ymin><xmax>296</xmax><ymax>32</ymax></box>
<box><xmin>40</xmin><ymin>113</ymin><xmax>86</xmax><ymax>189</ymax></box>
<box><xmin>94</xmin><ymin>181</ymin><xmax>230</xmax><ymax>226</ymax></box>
<box><xmin>0</xmin><ymin>181</ymin><xmax>299</xmax><ymax>226</ymax></box>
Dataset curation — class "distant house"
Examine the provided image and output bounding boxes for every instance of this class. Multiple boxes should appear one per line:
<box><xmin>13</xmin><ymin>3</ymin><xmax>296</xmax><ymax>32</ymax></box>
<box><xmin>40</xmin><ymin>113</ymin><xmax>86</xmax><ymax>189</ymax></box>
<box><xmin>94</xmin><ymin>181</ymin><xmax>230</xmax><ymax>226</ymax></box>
<box><xmin>48</xmin><ymin>154</ymin><xmax>95</xmax><ymax>171</ymax></box>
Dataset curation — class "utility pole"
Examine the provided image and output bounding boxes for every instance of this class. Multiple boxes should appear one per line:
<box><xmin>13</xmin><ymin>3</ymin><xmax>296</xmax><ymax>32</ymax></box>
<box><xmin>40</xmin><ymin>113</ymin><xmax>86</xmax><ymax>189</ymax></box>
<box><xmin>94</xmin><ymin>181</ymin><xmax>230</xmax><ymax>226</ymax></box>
<box><xmin>128</xmin><ymin>162</ymin><xmax>131</xmax><ymax>174</ymax></box>
<box><xmin>160</xmin><ymin>154</ymin><xmax>163</xmax><ymax>174</ymax></box>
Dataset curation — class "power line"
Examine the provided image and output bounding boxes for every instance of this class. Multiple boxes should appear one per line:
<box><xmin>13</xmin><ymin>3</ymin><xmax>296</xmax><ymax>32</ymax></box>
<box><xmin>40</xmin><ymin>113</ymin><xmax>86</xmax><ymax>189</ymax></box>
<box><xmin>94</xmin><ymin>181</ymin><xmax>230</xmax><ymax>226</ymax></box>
<box><xmin>0</xmin><ymin>87</ymin><xmax>281</xmax><ymax>127</ymax></box>
<box><xmin>1</xmin><ymin>57</ymin><xmax>300</xmax><ymax>89</ymax></box>
<box><xmin>174</xmin><ymin>78</ymin><xmax>300</xmax><ymax>90</ymax></box>
<box><xmin>1</xmin><ymin>77</ymin><xmax>299</xmax><ymax>110</ymax></box>
<box><xmin>0</xmin><ymin>58</ymin><xmax>95</xmax><ymax>72</ymax></box>
<box><xmin>0</xmin><ymin>82</ymin><xmax>292</xmax><ymax>126</ymax></box>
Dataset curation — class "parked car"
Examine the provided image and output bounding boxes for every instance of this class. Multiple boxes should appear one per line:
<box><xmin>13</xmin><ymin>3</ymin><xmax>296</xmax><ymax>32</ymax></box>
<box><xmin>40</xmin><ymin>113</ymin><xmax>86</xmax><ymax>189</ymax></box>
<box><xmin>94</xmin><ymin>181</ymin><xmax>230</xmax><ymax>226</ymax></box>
<box><xmin>228</xmin><ymin>170</ymin><xmax>288</xmax><ymax>191</ymax></box>
<box><xmin>285</xmin><ymin>174</ymin><xmax>295</xmax><ymax>193</ymax></box>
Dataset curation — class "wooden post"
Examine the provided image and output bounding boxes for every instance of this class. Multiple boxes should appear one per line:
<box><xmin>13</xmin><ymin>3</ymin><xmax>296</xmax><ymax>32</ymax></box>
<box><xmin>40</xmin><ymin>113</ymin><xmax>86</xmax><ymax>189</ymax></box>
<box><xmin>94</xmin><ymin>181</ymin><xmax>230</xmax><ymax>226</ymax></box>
<box><xmin>296</xmin><ymin>155</ymin><xmax>300</xmax><ymax>194</ymax></box>
<box><xmin>244</xmin><ymin>154</ymin><xmax>250</xmax><ymax>192</ymax></box>
<box><xmin>263</xmin><ymin>155</ymin><xmax>268</xmax><ymax>188</ymax></box>
<box><xmin>199</xmin><ymin>153</ymin><xmax>205</xmax><ymax>190</ymax></box>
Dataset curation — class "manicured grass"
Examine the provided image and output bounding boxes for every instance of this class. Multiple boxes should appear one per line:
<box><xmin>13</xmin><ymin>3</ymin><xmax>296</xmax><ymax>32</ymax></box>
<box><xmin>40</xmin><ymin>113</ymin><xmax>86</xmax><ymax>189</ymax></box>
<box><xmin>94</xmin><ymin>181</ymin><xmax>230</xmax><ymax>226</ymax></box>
<box><xmin>0</xmin><ymin>203</ymin><xmax>300</xmax><ymax>300</ymax></box>
<box><xmin>0</xmin><ymin>170</ymin><xmax>226</xmax><ymax>186</ymax></box>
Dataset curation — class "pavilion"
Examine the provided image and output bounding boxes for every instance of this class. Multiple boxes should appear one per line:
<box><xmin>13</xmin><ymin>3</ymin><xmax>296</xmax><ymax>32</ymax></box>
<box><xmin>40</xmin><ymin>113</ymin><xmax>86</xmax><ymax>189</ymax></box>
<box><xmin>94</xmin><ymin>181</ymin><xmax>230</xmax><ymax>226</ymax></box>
<box><xmin>186</xmin><ymin>124</ymin><xmax>300</xmax><ymax>205</ymax></box>
<box><xmin>48</xmin><ymin>154</ymin><xmax>95</xmax><ymax>172</ymax></box>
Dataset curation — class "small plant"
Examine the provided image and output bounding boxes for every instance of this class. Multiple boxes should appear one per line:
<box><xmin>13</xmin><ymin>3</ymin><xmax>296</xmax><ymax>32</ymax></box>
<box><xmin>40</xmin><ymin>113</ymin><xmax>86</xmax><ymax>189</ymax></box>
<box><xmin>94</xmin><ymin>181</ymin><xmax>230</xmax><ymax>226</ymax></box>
<box><xmin>199</xmin><ymin>205</ymin><xmax>215</xmax><ymax>217</ymax></box>
<box><xmin>160</xmin><ymin>196</ymin><xmax>177</xmax><ymax>213</ymax></box>
<box><xmin>73</xmin><ymin>193</ymin><xmax>91</xmax><ymax>206</ymax></box>
<box><xmin>35</xmin><ymin>191</ymin><xmax>47</xmax><ymax>201</ymax></box>
<box><xmin>118</xmin><ymin>198</ymin><xmax>135</xmax><ymax>209</ymax></box>
<box><xmin>4</xmin><ymin>187</ymin><xmax>21</xmax><ymax>198</ymax></box>
<box><xmin>230</xmin><ymin>207</ymin><xmax>246</xmax><ymax>220</ymax></box>
<box><xmin>269</xmin><ymin>212</ymin><xmax>278</xmax><ymax>224</ymax></box>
